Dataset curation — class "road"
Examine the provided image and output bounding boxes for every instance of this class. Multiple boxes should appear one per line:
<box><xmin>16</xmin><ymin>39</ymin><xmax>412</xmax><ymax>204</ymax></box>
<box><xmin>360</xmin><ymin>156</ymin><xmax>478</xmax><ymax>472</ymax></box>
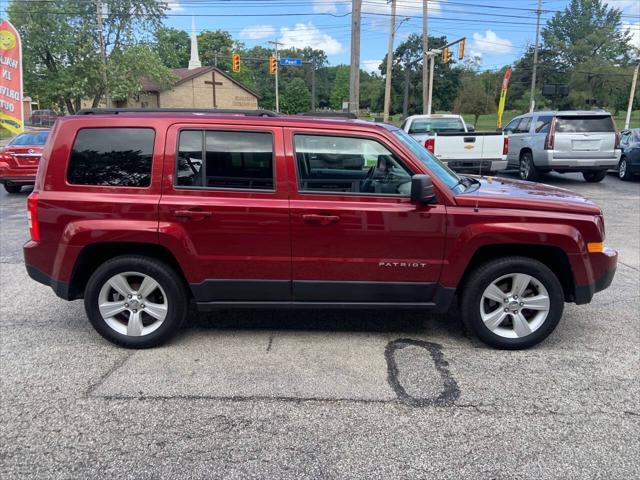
<box><xmin>1</xmin><ymin>173</ymin><xmax>638</xmax><ymax>479</ymax></box>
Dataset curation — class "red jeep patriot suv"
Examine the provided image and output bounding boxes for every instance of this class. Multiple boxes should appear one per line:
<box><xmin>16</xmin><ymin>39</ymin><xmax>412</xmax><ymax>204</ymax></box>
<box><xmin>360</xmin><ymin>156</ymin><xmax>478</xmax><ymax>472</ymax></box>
<box><xmin>24</xmin><ymin>109</ymin><xmax>617</xmax><ymax>349</ymax></box>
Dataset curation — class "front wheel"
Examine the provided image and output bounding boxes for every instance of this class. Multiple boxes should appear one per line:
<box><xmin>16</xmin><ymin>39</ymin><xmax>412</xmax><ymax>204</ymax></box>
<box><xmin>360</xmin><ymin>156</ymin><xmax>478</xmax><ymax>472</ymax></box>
<box><xmin>460</xmin><ymin>257</ymin><xmax>564</xmax><ymax>349</ymax></box>
<box><xmin>618</xmin><ymin>158</ymin><xmax>632</xmax><ymax>181</ymax></box>
<box><xmin>3</xmin><ymin>184</ymin><xmax>22</xmax><ymax>194</ymax></box>
<box><xmin>582</xmin><ymin>170</ymin><xmax>607</xmax><ymax>183</ymax></box>
<box><xmin>519</xmin><ymin>152</ymin><xmax>539</xmax><ymax>181</ymax></box>
<box><xmin>84</xmin><ymin>255</ymin><xmax>188</xmax><ymax>348</ymax></box>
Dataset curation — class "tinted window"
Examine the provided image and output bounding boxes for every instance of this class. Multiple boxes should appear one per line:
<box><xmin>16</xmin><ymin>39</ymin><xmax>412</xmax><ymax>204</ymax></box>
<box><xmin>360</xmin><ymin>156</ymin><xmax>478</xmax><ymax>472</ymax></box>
<box><xmin>515</xmin><ymin>117</ymin><xmax>532</xmax><ymax>133</ymax></box>
<box><xmin>504</xmin><ymin>118</ymin><xmax>520</xmax><ymax>133</ymax></box>
<box><xmin>295</xmin><ymin>134</ymin><xmax>412</xmax><ymax>195</ymax></box>
<box><xmin>67</xmin><ymin>128</ymin><xmax>154</xmax><ymax>187</ymax></box>
<box><xmin>409</xmin><ymin>118</ymin><xmax>465</xmax><ymax>134</ymax></box>
<box><xmin>176</xmin><ymin>130</ymin><xmax>274</xmax><ymax>190</ymax></box>
<box><xmin>535</xmin><ymin>116</ymin><xmax>553</xmax><ymax>133</ymax></box>
<box><xmin>8</xmin><ymin>131</ymin><xmax>49</xmax><ymax>146</ymax></box>
<box><xmin>555</xmin><ymin>116</ymin><xmax>615</xmax><ymax>133</ymax></box>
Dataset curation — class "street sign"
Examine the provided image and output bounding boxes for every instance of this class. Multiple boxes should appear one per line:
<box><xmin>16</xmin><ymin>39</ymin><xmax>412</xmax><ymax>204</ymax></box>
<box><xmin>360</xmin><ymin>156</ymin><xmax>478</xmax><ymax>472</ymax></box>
<box><xmin>279</xmin><ymin>58</ymin><xmax>302</xmax><ymax>66</ymax></box>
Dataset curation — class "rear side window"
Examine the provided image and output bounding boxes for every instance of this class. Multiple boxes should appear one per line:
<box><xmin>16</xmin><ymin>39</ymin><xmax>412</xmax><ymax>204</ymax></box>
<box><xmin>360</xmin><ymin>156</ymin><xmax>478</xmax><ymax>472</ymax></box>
<box><xmin>176</xmin><ymin>130</ymin><xmax>274</xmax><ymax>190</ymax></box>
<box><xmin>535</xmin><ymin>116</ymin><xmax>553</xmax><ymax>133</ymax></box>
<box><xmin>67</xmin><ymin>128</ymin><xmax>154</xmax><ymax>187</ymax></box>
<box><xmin>555</xmin><ymin>116</ymin><xmax>615</xmax><ymax>133</ymax></box>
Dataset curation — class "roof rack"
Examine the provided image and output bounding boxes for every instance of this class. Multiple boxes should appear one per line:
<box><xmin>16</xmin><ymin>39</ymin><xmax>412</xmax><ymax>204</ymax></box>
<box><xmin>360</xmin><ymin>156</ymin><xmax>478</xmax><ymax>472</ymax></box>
<box><xmin>75</xmin><ymin>108</ymin><xmax>280</xmax><ymax>117</ymax></box>
<box><xmin>297</xmin><ymin>111</ymin><xmax>358</xmax><ymax>119</ymax></box>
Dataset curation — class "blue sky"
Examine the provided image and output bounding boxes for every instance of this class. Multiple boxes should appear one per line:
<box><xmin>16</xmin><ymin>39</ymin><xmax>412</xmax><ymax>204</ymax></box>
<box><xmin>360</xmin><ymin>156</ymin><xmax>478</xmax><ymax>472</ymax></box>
<box><xmin>163</xmin><ymin>0</ymin><xmax>639</xmax><ymax>71</ymax></box>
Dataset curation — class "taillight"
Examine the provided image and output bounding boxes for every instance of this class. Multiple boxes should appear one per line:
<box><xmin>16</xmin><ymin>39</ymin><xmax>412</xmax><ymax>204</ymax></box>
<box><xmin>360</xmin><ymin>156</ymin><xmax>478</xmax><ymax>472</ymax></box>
<box><xmin>425</xmin><ymin>137</ymin><xmax>435</xmax><ymax>154</ymax></box>
<box><xmin>27</xmin><ymin>192</ymin><xmax>39</xmax><ymax>242</ymax></box>
<box><xmin>544</xmin><ymin>118</ymin><xmax>556</xmax><ymax>150</ymax></box>
<box><xmin>502</xmin><ymin>136</ymin><xmax>509</xmax><ymax>155</ymax></box>
<box><xmin>614</xmin><ymin>130</ymin><xmax>620</xmax><ymax>149</ymax></box>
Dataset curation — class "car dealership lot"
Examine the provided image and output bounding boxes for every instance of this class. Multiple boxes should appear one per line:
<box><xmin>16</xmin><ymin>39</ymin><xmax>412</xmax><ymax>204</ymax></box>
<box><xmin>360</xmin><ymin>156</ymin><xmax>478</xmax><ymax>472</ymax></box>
<box><xmin>1</xmin><ymin>174</ymin><xmax>638</xmax><ymax>478</ymax></box>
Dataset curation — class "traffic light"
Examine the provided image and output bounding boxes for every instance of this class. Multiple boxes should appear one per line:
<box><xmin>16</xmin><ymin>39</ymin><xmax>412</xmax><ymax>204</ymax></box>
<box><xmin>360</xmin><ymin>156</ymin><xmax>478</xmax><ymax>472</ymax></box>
<box><xmin>442</xmin><ymin>47</ymin><xmax>451</xmax><ymax>64</ymax></box>
<box><xmin>458</xmin><ymin>39</ymin><xmax>465</xmax><ymax>60</ymax></box>
<box><xmin>269</xmin><ymin>56</ymin><xmax>277</xmax><ymax>75</ymax></box>
<box><xmin>232</xmin><ymin>53</ymin><xmax>240</xmax><ymax>73</ymax></box>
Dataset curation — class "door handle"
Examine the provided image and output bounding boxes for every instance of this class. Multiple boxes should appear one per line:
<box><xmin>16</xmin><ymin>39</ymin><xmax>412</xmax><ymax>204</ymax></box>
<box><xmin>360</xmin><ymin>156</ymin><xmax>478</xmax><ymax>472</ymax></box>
<box><xmin>174</xmin><ymin>209</ymin><xmax>212</xmax><ymax>220</ymax></box>
<box><xmin>302</xmin><ymin>214</ymin><xmax>340</xmax><ymax>225</ymax></box>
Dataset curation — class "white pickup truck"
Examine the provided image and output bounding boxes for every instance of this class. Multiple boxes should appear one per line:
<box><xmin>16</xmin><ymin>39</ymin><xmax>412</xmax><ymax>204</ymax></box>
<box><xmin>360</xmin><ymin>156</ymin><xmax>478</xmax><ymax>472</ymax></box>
<box><xmin>401</xmin><ymin>114</ymin><xmax>508</xmax><ymax>174</ymax></box>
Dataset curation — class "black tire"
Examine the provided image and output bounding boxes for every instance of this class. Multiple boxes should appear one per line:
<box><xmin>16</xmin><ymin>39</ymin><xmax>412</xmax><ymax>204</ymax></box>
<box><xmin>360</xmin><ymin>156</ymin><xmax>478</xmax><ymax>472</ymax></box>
<box><xmin>618</xmin><ymin>157</ymin><xmax>632</xmax><ymax>181</ymax></box>
<box><xmin>460</xmin><ymin>256</ymin><xmax>564</xmax><ymax>350</ymax></box>
<box><xmin>84</xmin><ymin>255</ymin><xmax>189</xmax><ymax>348</ymax></box>
<box><xmin>519</xmin><ymin>151</ymin><xmax>539</xmax><ymax>181</ymax></box>
<box><xmin>3</xmin><ymin>184</ymin><xmax>22</xmax><ymax>194</ymax></box>
<box><xmin>582</xmin><ymin>170</ymin><xmax>607</xmax><ymax>183</ymax></box>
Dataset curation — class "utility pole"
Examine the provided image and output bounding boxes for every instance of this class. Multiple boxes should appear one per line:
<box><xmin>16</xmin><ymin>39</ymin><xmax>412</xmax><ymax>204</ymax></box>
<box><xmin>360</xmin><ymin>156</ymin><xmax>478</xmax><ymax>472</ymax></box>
<box><xmin>422</xmin><ymin>0</ymin><xmax>429</xmax><ymax>114</ymax></box>
<box><xmin>383</xmin><ymin>0</ymin><xmax>397</xmax><ymax>122</ymax></box>
<box><xmin>311</xmin><ymin>63</ymin><xmax>317</xmax><ymax>111</ymax></box>
<box><xmin>426</xmin><ymin>52</ymin><xmax>436</xmax><ymax>114</ymax></box>
<box><xmin>349</xmin><ymin>0</ymin><xmax>362</xmax><ymax>115</ymax></box>
<box><xmin>269</xmin><ymin>40</ymin><xmax>283</xmax><ymax>112</ymax></box>
<box><xmin>96</xmin><ymin>0</ymin><xmax>109</xmax><ymax>107</ymax></box>
<box><xmin>625</xmin><ymin>63</ymin><xmax>639</xmax><ymax>129</ymax></box>
<box><xmin>529</xmin><ymin>0</ymin><xmax>542</xmax><ymax>113</ymax></box>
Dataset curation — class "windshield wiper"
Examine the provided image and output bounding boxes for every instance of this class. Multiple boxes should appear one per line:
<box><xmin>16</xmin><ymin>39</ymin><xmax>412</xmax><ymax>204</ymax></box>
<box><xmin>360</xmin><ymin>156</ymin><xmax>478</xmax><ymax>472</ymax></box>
<box><xmin>452</xmin><ymin>176</ymin><xmax>470</xmax><ymax>191</ymax></box>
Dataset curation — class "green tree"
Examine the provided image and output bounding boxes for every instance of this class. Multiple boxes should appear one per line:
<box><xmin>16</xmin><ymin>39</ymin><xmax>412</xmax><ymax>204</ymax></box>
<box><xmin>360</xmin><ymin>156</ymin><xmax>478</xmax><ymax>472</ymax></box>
<box><xmin>9</xmin><ymin>0</ymin><xmax>172</xmax><ymax>113</ymax></box>
<box><xmin>197</xmin><ymin>30</ymin><xmax>239</xmax><ymax>70</ymax></box>
<box><xmin>329</xmin><ymin>65</ymin><xmax>350</xmax><ymax>110</ymax></box>
<box><xmin>154</xmin><ymin>28</ymin><xmax>190</xmax><ymax>69</ymax></box>
<box><xmin>454</xmin><ymin>74</ymin><xmax>496</xmax><ymax>126</ymax></box>
<box><xmin>281</xmin><ymin>77</ymin><xmax>311</xmax><ymax>114</ymax></box>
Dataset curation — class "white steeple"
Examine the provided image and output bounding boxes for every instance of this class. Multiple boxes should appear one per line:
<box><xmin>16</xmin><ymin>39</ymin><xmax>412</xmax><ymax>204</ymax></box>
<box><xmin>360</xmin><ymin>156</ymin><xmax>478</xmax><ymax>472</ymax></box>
<box><xmin>188</xmin><ymin>16</ymin><xmax>202</xmax><ymax>70</ymax></box>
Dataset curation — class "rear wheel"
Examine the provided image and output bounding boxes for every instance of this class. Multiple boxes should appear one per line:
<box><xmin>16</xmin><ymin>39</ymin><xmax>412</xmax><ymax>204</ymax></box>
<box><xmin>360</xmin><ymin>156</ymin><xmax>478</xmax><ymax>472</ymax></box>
<box><xmin>460</xmin><ymin>257</ymin><xmax>564</xmax><ymax>349</ymax></box>
<box><xmin>84</xmin><ymin>255</ymin><xmax>188</xmax><ymax>348</ymax></box>
<box><xmin>519</xmin><ymin>152</ymin><xmax>539</xmax><ymax>181</ymax></box>
<box><xmin>3</xmin><ymin>184</ymin><xmax>22</xmax><ymax>194</ymax></box>
<box><xmin>618</xmin><ymin>158</ymin><xmax>632</xmax><ymax>181</ymax></box>
<box><xmin>582</xmin><ymin>170</ymin><xmax>607</xmax><ymax>182</ymax></box>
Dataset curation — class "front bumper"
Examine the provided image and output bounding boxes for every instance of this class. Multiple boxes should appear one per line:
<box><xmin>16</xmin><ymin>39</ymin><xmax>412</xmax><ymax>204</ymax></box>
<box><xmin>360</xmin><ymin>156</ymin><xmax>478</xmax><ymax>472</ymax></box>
<box><xmin>574</xmin><ymin>248</ymin><xmax>618</xmax><ymax>305</ymax></box>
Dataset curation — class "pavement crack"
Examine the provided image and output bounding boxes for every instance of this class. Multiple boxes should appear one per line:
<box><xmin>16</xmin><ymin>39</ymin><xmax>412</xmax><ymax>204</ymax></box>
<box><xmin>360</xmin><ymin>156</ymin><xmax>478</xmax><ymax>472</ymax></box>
<box><xmin>85</xmin><ymin>352</ymin><xmax>133</xmax><ymax>398</ymax></box>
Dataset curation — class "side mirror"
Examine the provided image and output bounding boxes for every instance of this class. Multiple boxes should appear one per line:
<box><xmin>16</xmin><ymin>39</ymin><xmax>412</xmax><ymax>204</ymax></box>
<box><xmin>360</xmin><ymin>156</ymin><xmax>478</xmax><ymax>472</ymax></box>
<box><xmin>411</xmin><ymin>174</ymin><xmax>437</xmax><ymax>203</ymax></box>
<box><xmin>466</xmin><ymin>123</ymin><xmax>476</xmax><ymax>132</ymax></box>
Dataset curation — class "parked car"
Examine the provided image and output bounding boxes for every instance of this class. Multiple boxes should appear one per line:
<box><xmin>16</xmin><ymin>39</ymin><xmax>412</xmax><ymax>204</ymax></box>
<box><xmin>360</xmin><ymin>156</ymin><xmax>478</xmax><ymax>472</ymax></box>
<box><xmin>29</xmin><ymin>109</ymin><xmax>59</xmax><ymax>127</ymax></box>
<box><xmin>0</xmin><ymin>129</ymin><xmax>49</xmax><ymax>193</ymax></box>
<box><xmin>504</xmin><ymin>110</ymin><xmax>621</xmax><ymax>182</ymax></box>
<box><xmin>401</xmin><ymin>114</ymin><xmax>507</xmax><ymax>174</ymax></box>
<box><xmin>618</xmin><ymin>128</ymin><xmax>640</xmax><ymax>181</ymax></box>
<box><xmin>24</xmin><ymin>109</ymin><xmax>617</xmax><ymax>350</ymax></box>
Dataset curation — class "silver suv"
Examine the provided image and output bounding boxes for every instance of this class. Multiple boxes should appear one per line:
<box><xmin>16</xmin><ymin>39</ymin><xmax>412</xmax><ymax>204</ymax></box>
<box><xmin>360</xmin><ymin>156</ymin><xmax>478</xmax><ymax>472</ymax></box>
<box><xmin>504</xmin><ymin>110</ymin><xmax>621</xmax><ymax>182</ymax></box>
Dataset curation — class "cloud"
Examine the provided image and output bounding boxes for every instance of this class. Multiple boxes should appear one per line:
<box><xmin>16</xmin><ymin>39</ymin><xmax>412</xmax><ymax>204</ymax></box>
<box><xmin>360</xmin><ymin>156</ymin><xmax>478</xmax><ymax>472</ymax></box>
<box><xmin>239</xmin><ymin>24</ymin><xmax>276</xmax><ymax>40</ymax></box>
<box><xmin>362</xmin><ymin>0</ymin><xmax>441</xmax><ymax>16</ymax></box>
<box><xmin>622</xmin><ymin>22</ymin><xmax>640</xmax><ymax>50</ymax></box>
<box><xmin>470</xmin><ymin>30</ymin><xmax>513</xmax><ymax>57</ymax></box>
<box><xmin>362</xmin><ymin>59</ymin><xmax>382</xmax><ymax>75</ymax></box>
<box><xmin>607</xmin><ymin>0</ymin><xmax>640</xmax><ymax>13</ymax></box>
<box><xmin>312</xmin><ymin>1</ymin><xmax>340</xmax><ymax>14</ymax></box>
<box><xmin>279</xmin><ymin>22</ymin><xmax>344</xmax><ymax>55</ymax></box>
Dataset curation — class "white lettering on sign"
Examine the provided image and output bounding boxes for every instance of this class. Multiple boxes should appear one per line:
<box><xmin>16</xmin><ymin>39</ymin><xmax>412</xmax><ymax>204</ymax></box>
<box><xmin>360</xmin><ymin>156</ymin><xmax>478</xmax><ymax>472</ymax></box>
<box><xmin>0</xmin><ymin>99</ymin><xmax>15</xmax><ymax>112</ymax></box>
<box><xmin>0</xmin><ymin>86</ymin><xmax>20</xmax><ymax>100</ymax></box>
<box><xmin>0</xmin><ymin>56</ymin><xmax>18</xmax><ymax>69</ymax></box>
<box><xmin>1</xmin><ymin>69</ymin><xmax>11</xmax><ymax>80</ymax></box>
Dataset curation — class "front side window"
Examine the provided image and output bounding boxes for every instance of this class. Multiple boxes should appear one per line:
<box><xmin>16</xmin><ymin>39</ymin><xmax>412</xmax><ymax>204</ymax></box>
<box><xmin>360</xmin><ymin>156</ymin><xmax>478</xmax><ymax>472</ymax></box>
<box><xmin>504</xmin><ymin>118</ymin><xmax>520</xmax><ymax>133</ymax></box>
<box><xmin>176</xmin><ymin>130</ymin><xmax>274</xmax><ymax>190</ymax></box>
<box><xmin>295</xmin><ymin>134</ymin><xmax>412</xmax><ymax>195</ymax></box>
<box><xmin>67</xmin><ymin>128</ymin><xmax>154</xmax><ymax>187</ymax></box>
<box><xmin>515</xmin><ymin>117</ymin><xmax>532</xmax><ymax>133</ymax></box>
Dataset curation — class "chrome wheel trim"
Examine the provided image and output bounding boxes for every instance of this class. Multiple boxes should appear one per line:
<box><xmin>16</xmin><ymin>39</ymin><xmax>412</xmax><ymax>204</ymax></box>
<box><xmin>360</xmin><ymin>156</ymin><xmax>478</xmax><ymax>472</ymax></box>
<box><xmin>98</xmin><ymin>271</ymin><xmax>168</xmax><ymax>337</ymax></box>
<box><xmin>480</xmin><ymin>273</ymin><xmax>550</xmax><ymax>339</ymax></box>
<box><xmin>520</xmin><ymin>157</ymin><xmax>530</xmax><ymax>180</ymax></box>
<box><xmin>619</xmin><ymin>159</ymin><xmax>627</xmax><ymax>179</ymax></box>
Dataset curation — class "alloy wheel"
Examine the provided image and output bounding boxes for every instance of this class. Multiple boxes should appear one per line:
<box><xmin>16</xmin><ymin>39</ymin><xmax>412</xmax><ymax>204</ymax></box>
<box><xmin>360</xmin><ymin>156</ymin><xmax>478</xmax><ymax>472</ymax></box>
<box><xmin>520</xmin><ymin>157</ymin><xmax>530</xmax><ymax>180</ymax></box>
<box><xmin>98</xmin><ymin>271</ymin><xmax>168</xmax><ymax>337</ymax></box>
<box><xmin>619</xmin><ymin>159</ymin><xmax>627</xmax><ymax>179</ymax></box>
<box><xmin>480</xmin><ymin>273</ymin><xmax>550</xmax><ymax>339</ymax></box>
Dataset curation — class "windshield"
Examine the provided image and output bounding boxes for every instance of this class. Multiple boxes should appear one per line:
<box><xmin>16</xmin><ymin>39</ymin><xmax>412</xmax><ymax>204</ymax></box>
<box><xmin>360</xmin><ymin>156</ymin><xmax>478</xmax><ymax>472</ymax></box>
<box><xmin>8</xmin><ymin>131</ymin><xmax>49</xmax><ymax>146</ymax></box>
<box><xmin>393</xmin><ymin>129</ymin><xmax>464</xmax><ymax>192</ymax></box>
<box><xmin>408</xmin><ymin>117</ymin><xmax>465</xmax><ymax>134</ymax></box>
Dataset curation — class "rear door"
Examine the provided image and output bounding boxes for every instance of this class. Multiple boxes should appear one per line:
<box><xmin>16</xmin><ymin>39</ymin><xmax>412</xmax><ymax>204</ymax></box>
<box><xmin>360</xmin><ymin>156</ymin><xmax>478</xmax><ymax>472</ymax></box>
<box><xmin>285</xmin><ymin>128</ymin><xmax>447</xmax><ymax>305</ymax></box>
<box><xmin>159</xmin><ymin>123</ymin><xmax>291</xmax><ymax>304</ymax></box>
<box><xmin>503</xmin><ymin>118</ymin><xmax>522</xmax><ymax>164</ymax></box>
<box><xmin>553</xmin><ymin>115</ymin><xmax>617</xmax><ymax>159</ymax></box>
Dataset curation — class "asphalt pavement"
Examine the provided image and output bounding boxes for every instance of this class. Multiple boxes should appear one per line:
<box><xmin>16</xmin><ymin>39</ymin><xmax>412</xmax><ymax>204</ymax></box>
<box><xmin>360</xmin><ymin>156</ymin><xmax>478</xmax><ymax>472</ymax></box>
<box><xmin>1</xmin><ymin>172</ymin><xmax>638</xmax><ymax>479</ymax></box>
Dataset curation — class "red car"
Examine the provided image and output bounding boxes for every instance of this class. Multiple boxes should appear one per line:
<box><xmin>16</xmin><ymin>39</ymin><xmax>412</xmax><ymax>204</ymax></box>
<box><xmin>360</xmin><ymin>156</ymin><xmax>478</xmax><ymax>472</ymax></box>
<box><xmin>0</xmin><ymin>129</ymin><xmax>49</xmax><ymax>193</ymax></box>
<box><xmin>23</xmin><ymin>110</ymin><xmax>617</xmax><ymax>349</ymax></box>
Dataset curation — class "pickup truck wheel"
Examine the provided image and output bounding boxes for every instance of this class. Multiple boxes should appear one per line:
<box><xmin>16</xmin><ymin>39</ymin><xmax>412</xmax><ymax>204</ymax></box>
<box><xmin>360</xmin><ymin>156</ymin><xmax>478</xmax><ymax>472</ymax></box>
<box><xmin>618</xmin><ymin>158</ymin><xmax>632</xmax><ymax>181</ymax></box>
<box><xmin>84</xmin><ymin>255</ymin><xmax>188</xmax><ymax>348</ymax></box>
<box><xmin>460</xmin><ymin>257</ymin><xmax>564</xmax><ymax>350</ymax></box>
<box><xmin>519</xmin><ymin>152</ymin><xmax>539</xmax><ymax>181</ymax></box>
<box><xmin>582</xmin><ymin>170</ymin><xmax>607</xmax><ymax>182</ymax></box>
<box><xmin>3</xmin><ymin>184</ymin><xmax>22</xmax><ymax>194</ymax></box>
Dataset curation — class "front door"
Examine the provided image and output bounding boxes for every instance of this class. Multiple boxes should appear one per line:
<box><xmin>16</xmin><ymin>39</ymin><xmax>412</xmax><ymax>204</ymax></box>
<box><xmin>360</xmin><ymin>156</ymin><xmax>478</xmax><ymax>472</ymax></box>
<box><xmin>159</xmin><ymin>124</ymin><xmax>291</xmax><ymax>303</ymax></box>
<box><xmin>285</xmin><ymin>128</ymin><xmax>447</xmax><ymax>304</ymax></box>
